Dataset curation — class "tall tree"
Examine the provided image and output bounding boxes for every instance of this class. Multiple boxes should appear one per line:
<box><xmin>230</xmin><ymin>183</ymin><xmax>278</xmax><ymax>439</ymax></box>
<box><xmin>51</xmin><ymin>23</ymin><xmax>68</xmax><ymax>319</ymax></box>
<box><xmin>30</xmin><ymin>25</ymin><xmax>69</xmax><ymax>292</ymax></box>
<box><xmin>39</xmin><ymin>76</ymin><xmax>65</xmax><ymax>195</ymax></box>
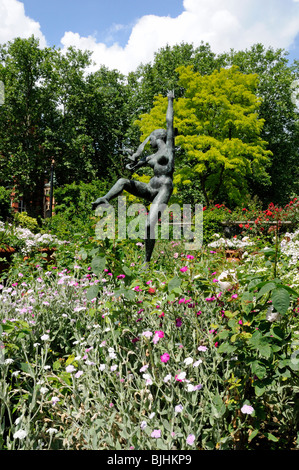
<box><xmin>134</xmin><ymin>66</ymin><xmax>272</xmax><ymax>207</ymax></box>
<box><xmin>226</xmin><ymin>44</ymin><xmax>299</xmax><ymax>204</ymax></box>
<box><xmin>0</xmin><ymin>36</ymin><xmax>59</xmax><ymax>214</ymax></box>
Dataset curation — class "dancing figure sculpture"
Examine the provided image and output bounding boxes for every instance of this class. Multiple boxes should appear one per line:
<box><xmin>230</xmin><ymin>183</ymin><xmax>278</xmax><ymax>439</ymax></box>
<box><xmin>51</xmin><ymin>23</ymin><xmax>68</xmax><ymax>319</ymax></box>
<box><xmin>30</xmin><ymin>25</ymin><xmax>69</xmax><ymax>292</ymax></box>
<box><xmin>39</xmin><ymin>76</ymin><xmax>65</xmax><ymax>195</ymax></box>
<box><xmin>92</xmin><ymin>91</ymin><xmax>175</xmax><ymax>262</ymax></box>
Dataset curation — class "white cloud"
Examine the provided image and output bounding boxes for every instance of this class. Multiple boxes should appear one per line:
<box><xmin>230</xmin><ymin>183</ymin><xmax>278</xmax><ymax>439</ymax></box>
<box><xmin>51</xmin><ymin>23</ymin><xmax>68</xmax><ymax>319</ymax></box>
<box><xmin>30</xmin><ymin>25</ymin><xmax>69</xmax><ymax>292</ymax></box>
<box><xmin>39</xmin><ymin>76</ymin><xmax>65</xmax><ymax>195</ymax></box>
<box><xmin>60</xmin><ymin>0</ymin><xmax>299</xmax><ymax>75</ymax></box>
<box><xmin>0</xmin><ymin>0</ymin><xmax>46</xmax><ymax>46</ymax></box>
<box><xmin>1</xmin><ymin>0</ymin><xmax>299</xmax><ymax>74</ymax></box>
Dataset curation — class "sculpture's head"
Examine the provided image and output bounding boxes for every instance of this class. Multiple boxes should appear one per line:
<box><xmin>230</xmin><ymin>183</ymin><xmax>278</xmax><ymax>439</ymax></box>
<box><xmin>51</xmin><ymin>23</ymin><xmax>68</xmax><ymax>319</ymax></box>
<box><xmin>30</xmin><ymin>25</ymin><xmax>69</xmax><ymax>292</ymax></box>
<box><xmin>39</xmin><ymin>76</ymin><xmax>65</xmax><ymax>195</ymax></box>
<box><xmin>150</xmin><ymin>128</ymin><xmax>167</xmax><ymax>148</ymax></box>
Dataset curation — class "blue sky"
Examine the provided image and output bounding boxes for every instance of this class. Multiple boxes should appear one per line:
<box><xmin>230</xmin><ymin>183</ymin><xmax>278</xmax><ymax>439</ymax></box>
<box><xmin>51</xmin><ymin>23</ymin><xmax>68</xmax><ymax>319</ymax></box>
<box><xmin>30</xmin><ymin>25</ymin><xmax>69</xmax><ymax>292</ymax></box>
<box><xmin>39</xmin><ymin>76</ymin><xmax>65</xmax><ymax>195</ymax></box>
<box><xmin>21</xmin><ymin>0</ymin><xmax>184</xmax><ymax>48</ymax></box>
<box><xmin>1</xmin><ymin>0</ymin><xmax>299</xmax><ymax>74</ymax></box>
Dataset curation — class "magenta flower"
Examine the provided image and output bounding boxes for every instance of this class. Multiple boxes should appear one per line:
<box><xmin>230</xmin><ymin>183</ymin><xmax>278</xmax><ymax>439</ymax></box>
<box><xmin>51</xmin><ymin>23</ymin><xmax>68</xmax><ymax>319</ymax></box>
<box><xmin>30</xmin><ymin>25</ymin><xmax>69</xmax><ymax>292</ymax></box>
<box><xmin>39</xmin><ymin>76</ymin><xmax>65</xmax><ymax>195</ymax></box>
<box><xmin>160</xmin><ymin>353</ymin><xmax>170</xmax><ymax>363</ymax></box>
<box><xmin>180</xmin><ymin>266</ymin><xmax>188</xmax><ymax>272</ymax></box>
<box><xmin>151</xmin><ymin>429</ymin><xmax>161</xmax><ymax>438</ymax></box>
<box><xmin>175</xmin><ymin>318</ymin><xmax>182</xmax><ymax>327</ymax></box>
<box><xmin>231</xmin><ymin>294</ymin><xmax>238</xmax><ymax>299</ymax></box>
<box><xmin>155</xmin><ymin>330</ymin><xmax>164</xmax><ymax>338</ymax></box>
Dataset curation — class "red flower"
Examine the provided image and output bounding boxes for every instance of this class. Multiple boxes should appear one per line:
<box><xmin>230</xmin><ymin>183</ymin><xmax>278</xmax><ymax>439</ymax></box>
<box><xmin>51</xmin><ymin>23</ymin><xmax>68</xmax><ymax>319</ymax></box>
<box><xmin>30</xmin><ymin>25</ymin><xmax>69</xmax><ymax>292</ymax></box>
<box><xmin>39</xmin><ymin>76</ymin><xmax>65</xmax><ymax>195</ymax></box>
<box><xmin>148</xmin><ymin>287</ymin><xmax>156</xmax><ymax>295</ymax></box>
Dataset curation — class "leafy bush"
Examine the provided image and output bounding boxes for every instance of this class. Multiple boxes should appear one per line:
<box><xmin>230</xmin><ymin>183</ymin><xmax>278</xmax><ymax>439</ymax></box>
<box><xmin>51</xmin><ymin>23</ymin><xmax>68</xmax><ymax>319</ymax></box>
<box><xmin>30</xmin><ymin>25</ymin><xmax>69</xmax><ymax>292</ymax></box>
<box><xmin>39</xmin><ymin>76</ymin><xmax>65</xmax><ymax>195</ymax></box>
<box><xmin>13</xmin><ymin>212</ymin><xmax>39</xmax><ymax>233</ymax></box>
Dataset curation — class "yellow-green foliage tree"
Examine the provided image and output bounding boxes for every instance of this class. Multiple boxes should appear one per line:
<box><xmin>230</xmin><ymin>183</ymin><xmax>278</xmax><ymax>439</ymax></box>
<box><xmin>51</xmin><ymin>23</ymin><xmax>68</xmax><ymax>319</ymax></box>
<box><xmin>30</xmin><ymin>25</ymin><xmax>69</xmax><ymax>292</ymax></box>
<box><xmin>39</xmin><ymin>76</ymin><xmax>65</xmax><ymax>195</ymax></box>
<box><xmin>134</xmin><ymin>65</ymin><xmax>272</xmax><ymax>206</ymax></box>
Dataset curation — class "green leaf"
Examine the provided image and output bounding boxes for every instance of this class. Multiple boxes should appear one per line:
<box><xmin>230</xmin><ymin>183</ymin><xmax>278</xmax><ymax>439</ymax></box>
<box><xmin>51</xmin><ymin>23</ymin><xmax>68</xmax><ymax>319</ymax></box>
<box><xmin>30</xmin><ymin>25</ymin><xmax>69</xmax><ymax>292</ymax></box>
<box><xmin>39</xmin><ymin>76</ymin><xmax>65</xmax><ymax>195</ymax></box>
<box><xmin>256</xmin><ymin>281</ymin><xmax>277</xmax><ymax>299</ymax></box>
<box><xmin>162</xmin><ymin>419</ymin><xmax>172</xmax><ymax>432</ymax></box>
<box><xmin>86</xmin><ymin>285</ymin><xmax>100</xmax><ymax>301</ymax></box>
<box><xmin>91</xmin><ymin>256</ymin><xmax>106</xmax><ymax>275</ymax></box>
<box><xmin>168</xmin><ymin>276</ymin><xmax>181</xmax><ymax>293</ymax></box>
<box><xmin>248</xmin><ymin>429</ymin><xmax>259</xmax><ymax>442</ymax></box>
<box><xmin>218</xmin><ymin>342</ymin><xmax>237</xmax><ymax>354</ymax></box>
<box><xmin>271</xmin><ymin>288</ymin><xmax>290</xmax><ymax>315</ymax></box>
<box><xmin>265</xmin><ymin>432</ymin><xmax>279</xmax><ymax>442</ymax></box>
<box><xmin>251</xmin><ymin>361</ymin><xmax>267</xmax><ymax>379</ymax></box>
<box><xmin>254</xmin><ymin>381</ymin><xmax>266</xmax><ymax>397</ymax></box>
<box><xmin>66</xmin><ymin>354</ymin><xmax>76</xmax><ymax>366</ymax></box>
<box><xmin>20</xmin><ymin>362</ymin><xmax>35</xmax><ymax>378</ymax></box>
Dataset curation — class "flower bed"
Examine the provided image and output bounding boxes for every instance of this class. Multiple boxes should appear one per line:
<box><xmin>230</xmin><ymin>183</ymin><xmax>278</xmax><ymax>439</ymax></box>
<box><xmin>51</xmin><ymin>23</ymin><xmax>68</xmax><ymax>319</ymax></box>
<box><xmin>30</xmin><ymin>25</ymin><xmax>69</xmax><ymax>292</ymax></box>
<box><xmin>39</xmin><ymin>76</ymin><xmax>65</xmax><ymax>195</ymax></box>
<box><xmin>0</xmin><ymin>229</ymin><xmax>298</xmax><ymax>450</ymax></box>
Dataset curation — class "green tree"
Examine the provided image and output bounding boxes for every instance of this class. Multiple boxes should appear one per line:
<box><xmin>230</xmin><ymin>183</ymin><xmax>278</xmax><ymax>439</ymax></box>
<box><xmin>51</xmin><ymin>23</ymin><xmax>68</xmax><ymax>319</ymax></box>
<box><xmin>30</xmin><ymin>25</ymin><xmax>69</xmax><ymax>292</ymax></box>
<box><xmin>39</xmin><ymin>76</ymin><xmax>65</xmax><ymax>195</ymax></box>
<box><xmin>226</xmin><ymin>44</ymin><xmax>299</xmax><ymax>204</ymax></box>
<box><xmin>135</xmin><ymin>65</ymin><xmax>272</xmax><ymax>207</ymax></box>
<box><xmin>0</xmin><ymin>36</ymin><xmax>60</xmax><ymax>215</ymax></box>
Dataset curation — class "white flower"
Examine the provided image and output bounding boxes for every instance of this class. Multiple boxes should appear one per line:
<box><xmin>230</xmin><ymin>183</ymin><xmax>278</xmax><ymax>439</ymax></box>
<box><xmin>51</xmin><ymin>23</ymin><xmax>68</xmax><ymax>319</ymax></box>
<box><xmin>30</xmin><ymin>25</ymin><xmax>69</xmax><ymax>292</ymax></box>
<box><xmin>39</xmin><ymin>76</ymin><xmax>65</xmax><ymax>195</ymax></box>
<box><xmin>51</xmin><ymin>397</ymin><xmax>60</xmax><ymax>406</ymax></box>
<box><xmin>40</xmin><ymin>387</ymin><xmax>49</xmax><ymax>395</ymax></box>
<box><xmin>140</xmin><ymin>421</ymin><xmax>147</xmax><ymax>430</ymax></box>
<box><xmin>75</xmin><ymin>370</ymin><xmax>83</xmax><ymax>378</ymax></box>
<box><xmin>184</xmin><ymin>357</ymin><xmax>193</xmax><ymax>366</ymax></box>
<box><xmin>149</xmin><ymin>412</ymin><xmax>155</xmax><ymax>419</ymax></box>
<box><xmin>175</xmin><ymin>404</ymin><xmax>183</xmax><ymax>413</ymax></box>
<box><xmin>46</xmin><ymin>428</ymin><xmax>58</xmax><ymax>435</ymax></box>
<box><xmin>241</xmin><ymin>404</ymin><xmax>254</xmax><ymax>415</ymax></box>
<box><xmin>266</xmin><ymin>306</ymin><xmax>281</xmax><ymax>322</ymax></box>
<box><xmin>110</xmin><ymin>364</ymin><xmax>118</xmax><ymax>372</ymax></box>
<box><xmin>176</xmin><ymin>371</ymin><xmax>186</xmax><ymax>382</ymax></box>
<box><xmin>4</xmin><ymin>358</ymin><xmax>13</xmax><ymax>364</ymax></box>
<box><xmin>186</xmin><ymin>384</ymin><xmax>196</xmax><ymax>392</ymax></box>
<box><xmin>193</xmin><ymin>359</ymin><xmax>203</xmax><ymax>367</ymax></box>
<box><xmin>99</xmin><ymin>364</ymin><xmax>106</xmax><ymax>371</ymax></box>
<box><xmin>41</xmin><ymin>334</ymin><xmax>50</xmax><ymax>341</ymax></box>
<box><xmin>163</xmin><ymin>374</ymin><xmax>172</xmax><ymax>383</ymax></box>
<box><xmin>13</xmin><ymin>429</ymin><xmax>27</xmax><ymax>440</ymax></box>
<box><xmin>143</xmin><ymin>373</ymin><xmax>153</xmax><ymax>385</ymax></box>
<box><xmin>66</xmin><ymin>365</ymin><xmax>76</xmax><ymax>373</ymax></box>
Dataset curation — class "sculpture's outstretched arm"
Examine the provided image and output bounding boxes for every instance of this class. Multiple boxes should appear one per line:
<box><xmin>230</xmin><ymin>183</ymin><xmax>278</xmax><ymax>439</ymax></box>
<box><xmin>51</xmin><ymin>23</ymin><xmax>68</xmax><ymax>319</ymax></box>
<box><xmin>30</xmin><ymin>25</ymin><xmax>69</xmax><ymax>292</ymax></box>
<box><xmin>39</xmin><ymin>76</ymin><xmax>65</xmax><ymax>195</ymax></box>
<box><xmin>166</xmin><ymin>90</ymin><xmax>174</xmax><ymax>147</ymax></box>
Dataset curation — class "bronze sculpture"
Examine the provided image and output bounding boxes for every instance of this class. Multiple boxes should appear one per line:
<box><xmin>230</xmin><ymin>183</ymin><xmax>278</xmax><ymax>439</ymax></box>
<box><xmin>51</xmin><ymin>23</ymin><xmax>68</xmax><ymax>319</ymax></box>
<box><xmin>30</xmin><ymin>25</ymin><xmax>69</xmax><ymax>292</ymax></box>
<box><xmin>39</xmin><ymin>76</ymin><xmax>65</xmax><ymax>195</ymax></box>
<box><xmin>92</xmin><ymin>91</ymin><xmax>175</xmax><ymax>262</ymax></box>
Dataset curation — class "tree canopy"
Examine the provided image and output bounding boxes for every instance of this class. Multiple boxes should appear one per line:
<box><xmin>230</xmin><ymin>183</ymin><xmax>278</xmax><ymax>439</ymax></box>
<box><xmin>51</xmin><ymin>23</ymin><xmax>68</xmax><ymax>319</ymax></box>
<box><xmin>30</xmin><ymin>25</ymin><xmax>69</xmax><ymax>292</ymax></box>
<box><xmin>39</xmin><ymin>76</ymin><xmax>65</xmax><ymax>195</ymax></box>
<box><xmin>134</xmin><ymin>65</ymin><xmax>272</xmax><ymax>206</ymax></box>
<box><xmin>0</xmin><ymin>37</ymin><xmax>298</xmax><ymax>216</ymax></box>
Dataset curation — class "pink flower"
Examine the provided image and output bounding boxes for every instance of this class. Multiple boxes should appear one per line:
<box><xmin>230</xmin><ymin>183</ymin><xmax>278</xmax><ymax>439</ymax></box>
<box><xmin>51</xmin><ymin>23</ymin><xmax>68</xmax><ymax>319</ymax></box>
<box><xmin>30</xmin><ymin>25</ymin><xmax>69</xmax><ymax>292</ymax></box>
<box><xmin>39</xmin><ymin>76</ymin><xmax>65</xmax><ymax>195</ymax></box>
<box><xmin>241</xmin><ymin>404</ymin><xmax>254</xmax><ymax>415</ymax></box>
<box><xmin>186</xmin><ymin>434</ymin><xmax>195</xmax><ymax>445</ymax></box>
<box><xmin>153</xmin><ymin>333</ymin><xmax>160</xmax><ymax>344</ymax></box>
<box><xmin>155</xmin><ymin>330</ymin><xmax>164</xmax><ymax>338</ymax></box>
<box><xmin>180</xmin><ymin>266</ymin><xmax>188</xmax><ymax>272</ymax></box>
<box><xmin>151</xmin><ymin>429</ymin><xmax>161</xmax><ymax>438</ymax></box>
<box><xmin>186</xmin><ymin>255</ymin><xmax>194</xmax><ymax>260</ymax></box>
<box><xmin>231</xmin><ymin>294</ymin><xmax>238</xmax><ymax>299</ymax></box>
<box><xmin>142</xmin><ymin>331</ymin><xmax>153</xmax><ymax>338</ymax></box>
<box><xmin>160</xmin><ymin>353</ymin><xmax>170</xmax><ymax>363</ymax></box>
